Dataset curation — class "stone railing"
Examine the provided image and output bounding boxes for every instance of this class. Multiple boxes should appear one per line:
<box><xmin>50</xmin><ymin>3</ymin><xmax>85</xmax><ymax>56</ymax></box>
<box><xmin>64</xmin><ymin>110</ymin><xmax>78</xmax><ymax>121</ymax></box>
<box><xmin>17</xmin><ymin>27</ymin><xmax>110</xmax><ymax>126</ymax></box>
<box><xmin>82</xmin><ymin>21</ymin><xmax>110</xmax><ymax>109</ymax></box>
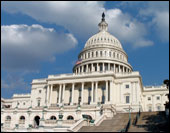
<box><xmin>94</xmin><ymin>114</ymin><xmax>107</xmax><ymax>126</ymax></box>
<box><xmin>67</xmin><ymin>119</ymin><xmax>88</xmax><ymax>132</ymax></box>
<box><xmin>45</xmin><ymin>120</ymin><xmax>57</xmax><ymax>124</ymax></box>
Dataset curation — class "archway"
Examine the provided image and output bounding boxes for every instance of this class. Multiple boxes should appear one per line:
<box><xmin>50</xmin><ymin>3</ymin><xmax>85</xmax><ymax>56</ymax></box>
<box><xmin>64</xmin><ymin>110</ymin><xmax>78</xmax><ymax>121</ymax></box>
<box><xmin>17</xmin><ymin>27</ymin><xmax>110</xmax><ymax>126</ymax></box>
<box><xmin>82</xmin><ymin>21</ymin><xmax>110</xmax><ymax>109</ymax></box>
<box><xmin>34</xmin><ymin>116</ymin><xmax>40</xmax><ymax>127</ymax></box>
<box><xmin>67</xmin><ymin>115</ymin><xmax>74</xmax><ymax>120</ymax></box>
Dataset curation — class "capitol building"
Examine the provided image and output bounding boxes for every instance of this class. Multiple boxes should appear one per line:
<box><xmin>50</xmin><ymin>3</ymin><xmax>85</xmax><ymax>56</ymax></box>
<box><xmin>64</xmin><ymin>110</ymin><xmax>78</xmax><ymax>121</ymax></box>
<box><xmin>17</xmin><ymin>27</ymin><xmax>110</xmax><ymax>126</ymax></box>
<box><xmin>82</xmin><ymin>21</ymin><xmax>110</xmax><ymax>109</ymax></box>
<box><xmin>1</xmin><ymin>13</ymin><xmax>169</xmax><ymax>132</ymax></box>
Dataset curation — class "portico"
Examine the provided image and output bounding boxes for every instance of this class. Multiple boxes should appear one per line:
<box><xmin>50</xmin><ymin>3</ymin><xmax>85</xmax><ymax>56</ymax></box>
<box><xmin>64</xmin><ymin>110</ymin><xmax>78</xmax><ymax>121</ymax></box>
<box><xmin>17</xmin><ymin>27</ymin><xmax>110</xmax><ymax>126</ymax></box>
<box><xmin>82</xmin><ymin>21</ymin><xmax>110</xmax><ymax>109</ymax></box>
<box><xmin>46</xmin><ymin>80</ymin><xmax>112</xmax><ymax>106</ymax></box>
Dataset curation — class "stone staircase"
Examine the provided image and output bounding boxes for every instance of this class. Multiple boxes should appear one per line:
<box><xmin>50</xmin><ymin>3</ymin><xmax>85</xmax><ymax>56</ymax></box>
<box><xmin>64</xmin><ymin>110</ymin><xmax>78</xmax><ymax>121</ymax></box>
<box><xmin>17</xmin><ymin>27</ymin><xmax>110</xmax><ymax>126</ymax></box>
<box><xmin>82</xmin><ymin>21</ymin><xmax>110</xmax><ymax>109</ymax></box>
<box><xmin>78</xmin><ymin>111</ymin><xmax>168</xmax><ymax>132</ymax></box>
<box><xmin>78</xmin><ymin>113</ymin><xmax>137</xmax><ymax>132</ymax></box>
<box><xmin>128</xmin><ymin>111</ymin><xmax>168</xmax><ymax>132</ymax></box>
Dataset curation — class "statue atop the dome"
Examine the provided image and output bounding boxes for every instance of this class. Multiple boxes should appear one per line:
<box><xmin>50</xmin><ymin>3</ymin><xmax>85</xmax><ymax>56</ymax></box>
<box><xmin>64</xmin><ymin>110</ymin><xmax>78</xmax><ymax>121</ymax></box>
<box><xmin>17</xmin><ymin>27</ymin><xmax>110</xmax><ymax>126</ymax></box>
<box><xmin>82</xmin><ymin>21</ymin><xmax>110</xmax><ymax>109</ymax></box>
<box><xmin>98</xmin><ymin>12</ymin><xmax>108</xmax><ymax>32</ymax></box>
<box><xmin>102</xmin><ymin>12</ymin><xmax>105</xmax><ymax>21</ymax></box>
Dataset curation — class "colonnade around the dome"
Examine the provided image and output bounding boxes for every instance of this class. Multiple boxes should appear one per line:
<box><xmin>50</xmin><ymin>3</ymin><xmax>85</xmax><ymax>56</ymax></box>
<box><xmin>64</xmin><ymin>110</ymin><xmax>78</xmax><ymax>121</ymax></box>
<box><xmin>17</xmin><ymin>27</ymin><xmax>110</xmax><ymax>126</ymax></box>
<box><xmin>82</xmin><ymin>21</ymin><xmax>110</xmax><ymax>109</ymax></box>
<box><xmin>74</xmin><ymin>62</ymin><xmax>131</xmax><ymax>74</ymax></box>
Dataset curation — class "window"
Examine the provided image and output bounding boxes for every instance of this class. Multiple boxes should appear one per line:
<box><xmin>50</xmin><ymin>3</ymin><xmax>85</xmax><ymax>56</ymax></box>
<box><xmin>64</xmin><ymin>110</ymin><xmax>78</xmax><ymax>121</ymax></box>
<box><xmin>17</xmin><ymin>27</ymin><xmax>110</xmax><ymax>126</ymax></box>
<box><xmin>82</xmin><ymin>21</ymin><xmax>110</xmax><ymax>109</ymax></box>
<box><xmin>96</xmin><ymin>51</ymin><xmax>98</xmax><ymax>57</ymax></box>
<box><xmin>37</xmin><ymin>100</ymin><xmax>40</xmax><ymax>107</ymax></box>
<box><xmin>23</xmin><ymin>102</ymin><xmax>25</xmax><ymax>105</ymax></box>
<box><xmin>67</xmin><ymin>116</ymin><xmax>74</xmax><ymax>120</ymax></box>
<box><xmin>148</xmin><ymin>97</ymin><xmax>151</xmax><ymax>101</ymax></box>
<box><xmin>100</xmin><ymin>51</ymin><xmax>102</xmax><ymax>57</ymax></box>
<box><xmin>148</xmin><ymin>106</ymin><xmax>152</xmax><ymax>112</ymax></box>
<box><xmin>50</xmin><ymin>116</ymin><xmax>56</xmax><ymax>120</ymax></box>
<box><xmin>39</xmin><ymin>90</ymin><xmax>41</xmax><ymax>93</ymax></box>
<box><xmin>125</xmin><ymin>85</ymin><xmax>129</xmax><ymax>88</ymax></box>
<box><xmin>157</xmin><ymin>96</ymin><xmax>160</xmax><ymax>100</ymax></box>
<box><xmin>157</xmin><ymin>106</ymin><xmax>161</xmax><ymax>111</ymax></box>
<box><xmin>125</xmin><ymin>96</ymin><xmax>129</xmax><ymax>103</ymax></box>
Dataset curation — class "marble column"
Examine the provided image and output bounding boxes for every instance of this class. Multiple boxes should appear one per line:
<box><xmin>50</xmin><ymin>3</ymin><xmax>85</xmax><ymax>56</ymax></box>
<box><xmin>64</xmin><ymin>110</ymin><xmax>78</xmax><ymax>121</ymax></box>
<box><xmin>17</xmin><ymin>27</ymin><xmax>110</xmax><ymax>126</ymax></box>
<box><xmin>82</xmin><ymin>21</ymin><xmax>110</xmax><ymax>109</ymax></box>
<box><xmin>108</xmin><ymin>63</ymin><xmax>110</xmax><ymax>71</ymax></box>
<box><xmin>86</xmin><ymin>64</ymin><xmax>88</xmax><ymax>73</ymax></box>
<box><xmin>113</xmin><ymin>64</ymin><xmax>115</xmax><ymax>73</ymax></box>
<box><xmin>58</xmin><ymin>84</ymin><xmax>62</xmax><ymax>104</ymax></box>
<box><xmin>97</xmin><ymin>63</ymin><xmax>99</xmax><ymax>72</ymax></box>
<box><xmin>46</xmin><ymin>86</ymin><xmax>49</xmax><ymax>106</ymax></box>
<box><xmin>152</xmin><ymin>95</ymin><xmax>155</xmax><ymax>111</ymax></box>
<box><xmin>105</xmin><ymin>81</ymin><xmax>108</xmax><ymax>103</ymax></box>
<box><xmin>50</xmin><ymin>84</ymin><xmax>53</xmax><ymax>106</ymax></box>
<box><xmin>81</xmin><ymin>82</ymin><xmax>84</xmax><ymax>105</ymax></box>
<box><xmin>71</xmin><ymin>83</ymin><xmax>75</xmax><ymax>105</ymax></box>
<box><xmin>95</xmin><ymin>82</ymin><xmax>98</xmax><ymax>104</ymax></box>
<box><xmin>92</xmin><ymin>63</ymin><xmax>94</xmax><ymax>72</ymax></box>
<box><xmin>91</xmin><ymin>82</ymin><xmax>94</xmax><ymax>103</ymax></box>
<box><xmin>62</xmin><ymin>84</ymin><xmax>65</xmax><ymax>104</ymax></box>
<box><xmin>160</xmin><ymin>94</ymin><xmax>163</xmax><ymax>110</ymax></box>
<box><xmin>110</xmin><ymin>81</ymin><xmax>113</xmax><ymax>103</ymax></box>
<box><xmin>103</xmin><ymin>63</ymin><xmax>105</xmax><ymax>72</ymax></box>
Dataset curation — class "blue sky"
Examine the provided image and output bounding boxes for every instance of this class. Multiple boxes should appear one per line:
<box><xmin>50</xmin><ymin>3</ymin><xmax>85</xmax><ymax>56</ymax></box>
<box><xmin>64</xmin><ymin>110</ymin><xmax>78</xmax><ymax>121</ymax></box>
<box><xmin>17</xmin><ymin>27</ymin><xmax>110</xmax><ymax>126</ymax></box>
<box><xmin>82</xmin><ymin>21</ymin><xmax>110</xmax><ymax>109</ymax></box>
<box><xmin>1</xmin><ymin>1</ymin><xmax>169</xmax><ymax>99</ymax></box>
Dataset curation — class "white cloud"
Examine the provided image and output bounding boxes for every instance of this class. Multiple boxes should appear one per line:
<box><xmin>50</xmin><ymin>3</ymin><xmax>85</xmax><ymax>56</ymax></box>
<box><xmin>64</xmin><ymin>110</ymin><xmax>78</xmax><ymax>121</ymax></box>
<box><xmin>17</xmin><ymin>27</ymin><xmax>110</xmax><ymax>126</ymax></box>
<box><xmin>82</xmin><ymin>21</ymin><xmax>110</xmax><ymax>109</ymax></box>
<box><xmin>2</xmin><ymin>1</ymin><xmax>154</xmax><ymax>48</ymax></box>
<box><xmin>1</xmin><ymin>24</ymin><xmax>77</xmax><ymax>71</ymax></box>
<box><xmin>139</xmin><ymin>1</ymin><xmax>169</xmax><ymax>42</ymax></box>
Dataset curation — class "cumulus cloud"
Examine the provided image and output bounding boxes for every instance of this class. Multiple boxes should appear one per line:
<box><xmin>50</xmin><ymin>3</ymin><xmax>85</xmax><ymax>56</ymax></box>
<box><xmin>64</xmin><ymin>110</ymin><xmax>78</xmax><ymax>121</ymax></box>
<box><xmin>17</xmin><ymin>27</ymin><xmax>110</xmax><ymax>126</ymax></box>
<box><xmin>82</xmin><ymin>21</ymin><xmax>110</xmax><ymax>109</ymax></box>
<box><xmin>1</xmin><ymin>24</ymin><xmax>77</xmax><ymax>71</ymax></box>
<box><xmin>106</xmin><ymin>9</ymin><xmax>154</xmax><ymax>47</ymax></box>
<box><xmin>139</xmin><ymin>1</ymin><xmax>169</xmax><ymax>42</ymax></box>
<box><xmin>2</xmin><ymin>1</ymin><xmax>154</xmax><ymax>48</ymax></box>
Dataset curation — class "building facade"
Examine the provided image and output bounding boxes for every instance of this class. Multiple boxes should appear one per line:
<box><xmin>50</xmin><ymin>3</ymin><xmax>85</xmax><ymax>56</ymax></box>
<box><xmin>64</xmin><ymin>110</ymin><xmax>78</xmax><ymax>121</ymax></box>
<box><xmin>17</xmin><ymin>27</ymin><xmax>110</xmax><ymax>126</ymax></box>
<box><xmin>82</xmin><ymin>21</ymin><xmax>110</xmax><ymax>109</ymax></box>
<box><xmin>1</xmin><ymin>13</ymin><xmax>169</xmax><ymax>131</ymax></box>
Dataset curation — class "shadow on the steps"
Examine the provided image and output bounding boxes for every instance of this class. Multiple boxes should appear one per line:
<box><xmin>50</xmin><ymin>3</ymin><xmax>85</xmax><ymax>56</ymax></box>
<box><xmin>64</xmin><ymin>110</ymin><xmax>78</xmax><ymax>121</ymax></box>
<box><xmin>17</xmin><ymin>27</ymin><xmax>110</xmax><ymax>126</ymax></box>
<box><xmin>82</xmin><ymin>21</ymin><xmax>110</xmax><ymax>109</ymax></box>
<box><xmin>135</xmin><ymin>111</ymin><xmax>169</xmax><ymax>132</ymax></box>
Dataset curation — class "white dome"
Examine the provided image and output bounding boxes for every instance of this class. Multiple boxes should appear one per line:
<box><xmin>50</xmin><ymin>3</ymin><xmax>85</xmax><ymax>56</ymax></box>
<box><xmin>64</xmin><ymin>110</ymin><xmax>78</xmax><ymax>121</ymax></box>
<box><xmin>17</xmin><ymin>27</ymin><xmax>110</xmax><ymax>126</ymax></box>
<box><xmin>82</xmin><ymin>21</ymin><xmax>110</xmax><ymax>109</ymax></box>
<box><xmin>84</xmin><ymin>31</ymin><xmax>122</xmax><ymax>49</ymax></box>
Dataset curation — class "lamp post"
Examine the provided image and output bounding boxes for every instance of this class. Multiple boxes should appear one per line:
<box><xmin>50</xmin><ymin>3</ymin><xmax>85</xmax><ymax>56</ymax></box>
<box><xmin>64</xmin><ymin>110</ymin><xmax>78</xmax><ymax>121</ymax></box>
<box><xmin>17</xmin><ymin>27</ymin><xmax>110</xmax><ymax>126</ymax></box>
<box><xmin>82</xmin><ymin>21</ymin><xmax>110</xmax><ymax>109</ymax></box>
<box><xmin>124</xmin><ymin>105</ymin><xmax>133</xmax><ymax>125</ymax></box>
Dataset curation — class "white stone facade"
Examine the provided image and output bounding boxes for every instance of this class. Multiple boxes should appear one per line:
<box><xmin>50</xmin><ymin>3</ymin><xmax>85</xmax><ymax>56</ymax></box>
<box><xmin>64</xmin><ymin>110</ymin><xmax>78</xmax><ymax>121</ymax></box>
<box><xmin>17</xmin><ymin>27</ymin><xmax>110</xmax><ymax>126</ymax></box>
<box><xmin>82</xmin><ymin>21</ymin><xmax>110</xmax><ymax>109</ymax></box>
<box><xmin>1</xmin><ymin>14</ymin><xmax>169</xmax><ymax>131</ymax></box>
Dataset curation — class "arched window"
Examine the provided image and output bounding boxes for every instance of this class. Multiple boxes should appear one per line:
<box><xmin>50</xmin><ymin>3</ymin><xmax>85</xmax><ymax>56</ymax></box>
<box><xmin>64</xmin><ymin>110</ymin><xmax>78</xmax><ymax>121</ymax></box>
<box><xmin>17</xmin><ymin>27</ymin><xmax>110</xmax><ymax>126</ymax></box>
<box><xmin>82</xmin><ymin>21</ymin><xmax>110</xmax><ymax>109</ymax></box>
<box><xmin>100</xmin><ymin>51</ymin><xmax>102</xmax><ymax>57</ymax></box>
<box><xmin>20</xmin><ymin>116</ymin><xmax>25</xmax><ymax>120</ymax></box>
<box><xmin>6</xmin><ymin>116</ymin><xmax>11</xmax><ymax>121</ymax></box>
<box><xmin>67</xmin><ymin>115</ymin><xmax>74</xmax><ymax>120</ymax></box>
<box><xmin>19</xmin><ymin>116</ymin><xmax>25</xmax><ymax>124</ymax></box>
<box><xmin>109</xmin><ymin>51</ymin><xmax>111</xmax><ymax>57</ymax></box>
<box><xmin>50</xmin><ymin>116</ymin><xmax>56</xmax><ymax>120</ymax></box>
<box><xmin>96</xmin><ymin>51</ymin><xmax>98</xmax><ymax>57</ymax></box>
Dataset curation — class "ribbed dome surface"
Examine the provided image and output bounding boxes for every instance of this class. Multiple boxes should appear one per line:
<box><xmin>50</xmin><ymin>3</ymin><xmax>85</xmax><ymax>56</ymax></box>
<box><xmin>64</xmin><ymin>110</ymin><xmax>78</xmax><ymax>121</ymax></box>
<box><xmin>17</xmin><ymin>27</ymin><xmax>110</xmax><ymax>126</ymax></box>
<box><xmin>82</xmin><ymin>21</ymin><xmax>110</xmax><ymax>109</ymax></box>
<box><xmin>84</xmin><ymin>31</ymin><xmax>122</xmax><ymax>49</ymax></box>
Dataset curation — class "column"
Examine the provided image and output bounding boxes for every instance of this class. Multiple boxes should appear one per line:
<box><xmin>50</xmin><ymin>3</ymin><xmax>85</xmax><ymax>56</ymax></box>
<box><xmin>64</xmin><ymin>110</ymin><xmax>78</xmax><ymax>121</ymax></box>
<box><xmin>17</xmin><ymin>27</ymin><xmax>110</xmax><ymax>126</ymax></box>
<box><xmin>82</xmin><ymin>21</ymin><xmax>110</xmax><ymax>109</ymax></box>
<box><xmin>110</xmin><ymin>81</ymin><xmax>113</xmax><ymax>103</ymax></box>
<box><xmin>108</xmin><ymin>63</ymin><xmax>110</xmax><ymax>71</ymax></box>
<box><xmin>86</xmin><ymin>64</ymin><xmax>88</xmax><ymax>73</ymax></box>
<box><xmin>62</xmin><ymin>84</ymin><xmax>65</xmax><ymax>104</ymax></box>
<box><xmin>105</xmin><ymin>81</ymin><xmax>108</xmax><ymax>103</ymax></box>
<box><xmin>97</xmin><ymin>63</ymin><xmax>99</xmax><ymax>72</ymax></box>
<box><xmin>47</xmin><ymin>85</ymin><xmax>50</xmax><ymax>106</ymax></box>
<box><xmin>103</xmin><ymin>63</ymin><xmax>105</xmax><ymax>71</ymax></box>
<box><xmin>119</xmin><ymin>83</ymin><xmax>121</xmax><ymax>103</ymax></box>
<box><xmin>81</xmin><ymin>82</ymin><xmax>84</xmax><ymax>105</ymax></box>
<box><xmin>78</xmin><ymin>67</ymin><xmax>80</xmax><ymax>74</ymax></box>
<box><xmin>95</xmin><ymin>82</ymin><xmax>98</xmax><ymax>104</ymax></box>
<box><xmin>50</xmin><ymin>84</ymin><xmax>53</xmax><ymax>105</ymax></box>
<box><xmin>160</xmin><ymin>94</ymin><xmax>163</xmax><ymax>110</ymax></box>
<box><xmin>152</xmin><ymin>95</ymin><xmax>154</xmax><ymax>111</ymax></box>
<box><xmin>59</xmin><ymin>84</ymin><xmax>62</xmax><ymax>103</ymax></box>
<box><xmin>92</xmin><ymin>63</ymin><xmax>94</xmax><ymax>72</ymax></box>
<box><xmin>71</xmin><ymin>83</ymin><xmax>75</xmax><ymax>105</ymax></box>
<box><xmin>113</xmin><ymin>64</ymin><xmax>115</xmax><ymax>73</ymax></box>
<box><xmin>131</xmin><ymin>82</ymin><xmax>133</xmax><ymax>103</ymax></box>
<box><xmin>91</xmin><ymin>82</ymin><xmax>94</xmax><ymax>104</ymax></box>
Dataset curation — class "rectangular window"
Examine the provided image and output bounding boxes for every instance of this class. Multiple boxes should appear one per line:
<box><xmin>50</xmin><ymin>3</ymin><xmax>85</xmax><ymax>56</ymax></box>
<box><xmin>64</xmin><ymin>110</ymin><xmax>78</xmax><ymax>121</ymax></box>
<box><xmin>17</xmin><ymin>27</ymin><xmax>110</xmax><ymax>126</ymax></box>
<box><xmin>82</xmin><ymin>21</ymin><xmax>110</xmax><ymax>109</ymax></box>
<box><xmin>125</xmin><ymin>85</ymin><xmax>129</xmax><ymax>88</ymax></box>
<box><xmin>157</xmin><ymin>96</ymin><xmax>160</xmax><ymax>100</ymax></box>
<box><xmin>37</xmin><ymin>100</ymin><xmax>40</xmax><ymax>107</ymax></box>
<box><xmin>39</xmin><ymin>90</ymin><xmax>41</xmax><ymax>93</ymax></box>
<box><xmin>148</xmin><ymin>97</ymin><xmax>151</xmax><ymax>101</ymax></box>
<box><xmin>126</xmin><ymin>96</ymin><xmax>130</xmax><ymax>103</ymax></box>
